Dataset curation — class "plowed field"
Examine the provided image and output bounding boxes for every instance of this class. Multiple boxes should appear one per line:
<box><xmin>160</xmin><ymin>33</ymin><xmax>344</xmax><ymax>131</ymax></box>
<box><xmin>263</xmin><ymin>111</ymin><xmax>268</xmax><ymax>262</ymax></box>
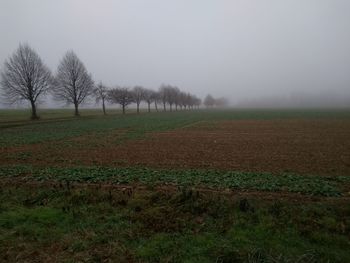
<box><xmin>2</xmin><ymin>119</ymin><xmax>349</xmax><ymax>176</ymax></box>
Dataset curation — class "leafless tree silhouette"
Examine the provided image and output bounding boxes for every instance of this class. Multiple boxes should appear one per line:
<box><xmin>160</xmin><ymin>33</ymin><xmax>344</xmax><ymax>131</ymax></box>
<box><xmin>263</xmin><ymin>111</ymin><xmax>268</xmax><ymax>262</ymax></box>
<box><xmin>204</xmin><ymin>94</ymin><xmax>215</xmax><ymax>108</ymax></box>
<box><xmin>94</xmin><ymin>82</ymin><xmax>109</xmax><ymax>115</ymax></box>
<box><xmin>178</xmin><ymin>92</ymin><xmax>187</xmax><ymax>110</ymax></box>
<box><xmin>214</xmin><ymin>97</ymin><xmax>229</xmax><ymax>108</ymax></box>
<box><xmin>0</xmin><ymin>44</ymin><xmax>53</xmax><ymax>119</ymax></box>
<box><xmin>108</xmin><ymin>87</ymin><xmax>134</xmax><ymax>114</ymax></box>
<box><xmin>193</xmin><ymin>96</ymin><xmax>202</xmax><ymax>109</ymax></box>
<box><xmin>132</xmin><ymin>86</ymin><xmax>145</xmax><ymax>114</ymax></box>
<box><xmin>153</xmin><ymin>91</ymin><xmax>160</xmax><ymax>112</ymax></box>
<box><xmin>167</xmin><ymin>86</ymin><xmax>180</xmax><ymax>111</ymax></box>
<box><xmin>143</xmin><ymin>88</ymin><xmax>156</xmax><ymax>113</ymax></box>
<box><xmin>159</xmin><ymin>85</ymin><xmax>169</xmax><ymax>111</ymax></box>
<box><xmin>54</xmin><ymin>51</ymin><xmax>94</xmax><ymax>116</ymax></box>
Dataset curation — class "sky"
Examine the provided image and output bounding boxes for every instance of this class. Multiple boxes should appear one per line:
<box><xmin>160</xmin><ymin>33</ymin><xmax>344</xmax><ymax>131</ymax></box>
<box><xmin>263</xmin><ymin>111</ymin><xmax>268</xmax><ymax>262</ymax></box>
<box><xmin>0</xmin><ymin>0</ymin><xmax>350</xmax><ymax>107</ymax></box>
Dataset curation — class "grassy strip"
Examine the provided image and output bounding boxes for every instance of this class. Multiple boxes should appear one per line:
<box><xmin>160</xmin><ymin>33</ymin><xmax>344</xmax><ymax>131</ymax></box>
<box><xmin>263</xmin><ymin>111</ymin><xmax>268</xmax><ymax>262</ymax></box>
<box><xmin>0</xmin><ymin>165</ymin><xmax>346</xmax><ymax>196</ymax></box>
<box><xmin>1</xmin><ymin>183</ymin><xmax>350</xmax><ymax>262</ymax></box>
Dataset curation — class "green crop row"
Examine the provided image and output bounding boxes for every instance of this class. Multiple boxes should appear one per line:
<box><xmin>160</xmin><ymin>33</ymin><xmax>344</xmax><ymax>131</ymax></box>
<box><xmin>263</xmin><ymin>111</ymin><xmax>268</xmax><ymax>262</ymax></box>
<box><xmin>0</xmin><ymin>165</ymin><xmax>347</xmax><ymax>197</ymax></box>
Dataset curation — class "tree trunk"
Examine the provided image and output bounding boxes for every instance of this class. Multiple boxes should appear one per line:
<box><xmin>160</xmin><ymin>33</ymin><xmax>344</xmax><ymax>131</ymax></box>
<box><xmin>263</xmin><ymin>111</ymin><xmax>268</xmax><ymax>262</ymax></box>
<box><xmin>175</xmin><ymin>104</ymin><xmax>178</xmax><ymax>111</ymax></box>
<box><xmin>148</xmin><ymin>102</ymin><xmax>151</xmax><ymax>113</ymax></box>
<box><xmin>122</xmin><ymin>105</ymin><xmax>125</xmax><ymax>114</ymax></box>
<box><xmin>170</xmin><ymin>104</ymin><xmax>172</xmax><ymax>112</ymax></box>
<box><xmin>137</xmin><ymin>102</ymin><xmax>140</xmax><ymax>114</ymax></box>
<box><xmin>30</xmin><ymin>100</ymin><xmax>38</xmax><ymax>120</ymax></box>
<box><xmin>102</xmin><ymin>100</ymin><xmax>106</xmax><ymax>115</ymax></box>
<box><xmin>163</xmin><ymin>102</ymin><xmax>166</xmax><ymax>111</ymax></box>
<box><xmin>155</xmin><ymin>101</ymin><xmax>158</xmax><ymax>112</ymax></box>
<box><xmin>74</xmin><ymin>103</ymin><xmax>80</xmax><ymax>116</ymax></box>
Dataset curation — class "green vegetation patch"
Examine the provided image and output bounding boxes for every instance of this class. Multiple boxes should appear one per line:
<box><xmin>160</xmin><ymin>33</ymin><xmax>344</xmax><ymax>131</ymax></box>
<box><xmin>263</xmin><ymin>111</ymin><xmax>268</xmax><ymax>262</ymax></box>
<box><xmin>0</xmin><ymin>185</ymin><xmax>349</xmax><ymax>262</ymax></box>
<box><xmin>0</xmin><ymin>111</ymin><xmax>202</xmax><ymax>146</ymax></box>
<box><xmin>0</xmin><ymin>165</ymin><xmax>346</xmax><ymax>196</ymax></box>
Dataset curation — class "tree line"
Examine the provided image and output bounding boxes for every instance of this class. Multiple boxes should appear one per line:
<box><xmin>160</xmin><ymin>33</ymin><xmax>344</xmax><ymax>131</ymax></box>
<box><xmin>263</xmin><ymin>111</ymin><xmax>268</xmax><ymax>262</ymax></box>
<box><xmin>0</xmin><ymin>44</ymin><xmax>203</xmax><ymax>119</ymax></box>
<box><xmin>100</xmin><ymin>84</ymin><xmax>201</xmax><ymax>115</ymax></box>
<box><xmin>203</xmin><ymin>94</ymin><xmax>229</xmax><ymax>108</ymax></box>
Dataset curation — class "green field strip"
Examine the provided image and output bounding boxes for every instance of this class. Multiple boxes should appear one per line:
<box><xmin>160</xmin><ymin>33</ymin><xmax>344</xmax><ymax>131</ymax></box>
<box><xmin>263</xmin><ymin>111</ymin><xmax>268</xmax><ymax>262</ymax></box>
<box><xmin>0</xmin><ymin>165</ymin><xmax>348</xmax><ymax>197</ymax></box>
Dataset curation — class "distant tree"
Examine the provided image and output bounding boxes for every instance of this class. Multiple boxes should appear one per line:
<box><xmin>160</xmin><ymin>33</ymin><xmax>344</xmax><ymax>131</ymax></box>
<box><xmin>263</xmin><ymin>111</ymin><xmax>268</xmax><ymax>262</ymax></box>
<box><xmin>187</xmin><ymin>93</ymin><xmax>195</xmax><ymax>109</ymax></box>
<box><xmin>214</xmin><ymin>97</ymin><xmax>229</xmax><ymax>108</ymax></box>
<box><xmin>172</xmin><ymin>87</ymin><xmax>185</xmax><ymax>111</ymax></box>
<box><xmin>174</xmin><ymin>90</ymin><xmax>181</xmax><ymax>110</ymax></box>
<box><xmin>158</xmin><ymin>84</ymin><xmax>182</xmax><ymax>111</ymax></box>
<box><xmin>194</xmin><ymin>96</ymin><xmax>202</xmax><ymax>109</ymax></box>
<box><xmin>132</xmin><ymin>86</ymin><xmax>145</xmax><ymax>114</ymax></box>
<box><xmin>204</xmin><ymin>94</ymin><xmax>215</xmax><ymax>108</ymax></box>
<box><xmin>179</xmin><ymin>92</ymin><xmax>187</xmax><ymax>110</ymax></box>
<box><xmin>108</xmin><ymin>87</ymin><xmax>134</xmax><ymax>114</ymax></box>
<box><xmin>184</xmin><ymin>93</ymin><xmax>193</xmax><ymax>109</ymax></box>
<box><xmin>0</xmin><ymin>44</ymin><xmax>53</xmax><ymax>119</ymax></box>
<box><xmin>53</xmin><ymin>51</ymin><xmax>94</xmax><ymax>116</ymax></box>
<box><xmin>153</xmin><ymin>91</ymin><xmax>160</xmax><ymax>112</ymax></box>
<box><xmin>143</xmin><ymin>88</ymin><xmax>156</xmax><ymax>113</ymax></box>
<box><xmin>167</xmin><ymin>86</ymin><xmax>180</xmax><ymax>111</ymax></box>
<box><xmin>159</xmin><ymin>85</ymin><xmax>169</xmax><ymax>111</ymax></box>
<box><xmin>94</xmin><ymin>82</ymin><xmax>108</xmax><ymax>115</ymax></box>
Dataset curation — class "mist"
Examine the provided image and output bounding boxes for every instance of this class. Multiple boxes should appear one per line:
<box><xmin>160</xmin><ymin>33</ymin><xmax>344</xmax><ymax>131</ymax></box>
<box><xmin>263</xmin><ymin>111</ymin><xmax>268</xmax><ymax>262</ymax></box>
<box><xmin>1</xmin><ymin>0</ymin><xmax>350</xmax><ymax>108</ymax></box>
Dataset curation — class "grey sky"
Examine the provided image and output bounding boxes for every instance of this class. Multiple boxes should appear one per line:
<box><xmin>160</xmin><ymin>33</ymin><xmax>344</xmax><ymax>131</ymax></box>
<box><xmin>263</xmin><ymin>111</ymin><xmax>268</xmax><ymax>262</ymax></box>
<box><xmin>1</xmin><ymin>0</ymin><xmax>350</xmax><ymax>107</ymax></box>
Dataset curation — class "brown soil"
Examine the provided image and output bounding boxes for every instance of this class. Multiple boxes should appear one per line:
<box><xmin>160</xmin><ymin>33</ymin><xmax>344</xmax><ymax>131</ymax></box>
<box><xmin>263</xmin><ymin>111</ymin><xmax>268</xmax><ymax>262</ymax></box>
<box><xmin>1</xmin><ymin>119</ymin><xmax>350</xmax><ymax>176</ymax></box>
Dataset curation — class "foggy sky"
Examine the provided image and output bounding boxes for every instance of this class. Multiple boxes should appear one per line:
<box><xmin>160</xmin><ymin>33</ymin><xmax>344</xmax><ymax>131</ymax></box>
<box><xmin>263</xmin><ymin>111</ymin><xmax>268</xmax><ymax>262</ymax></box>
<box><xmin>1</xmin><ymin>0</ymin><xmax>350</xmax><ymax>107</ymax></box>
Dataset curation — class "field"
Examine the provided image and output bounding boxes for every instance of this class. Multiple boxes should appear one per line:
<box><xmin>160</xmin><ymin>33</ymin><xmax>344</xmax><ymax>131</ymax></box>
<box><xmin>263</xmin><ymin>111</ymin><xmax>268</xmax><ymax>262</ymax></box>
<box><xmin>1</xmin><ymin>108</ymin><xmax>350</xmax><ymax>262</ymax></box>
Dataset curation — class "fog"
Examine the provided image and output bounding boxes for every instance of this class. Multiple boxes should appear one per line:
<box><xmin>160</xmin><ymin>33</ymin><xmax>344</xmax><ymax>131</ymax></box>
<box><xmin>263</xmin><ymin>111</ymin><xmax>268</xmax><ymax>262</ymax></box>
<box><xmin>1</xmin><ymin>0</ymin><xmax>350</xmax><ymax>108</ymax></box>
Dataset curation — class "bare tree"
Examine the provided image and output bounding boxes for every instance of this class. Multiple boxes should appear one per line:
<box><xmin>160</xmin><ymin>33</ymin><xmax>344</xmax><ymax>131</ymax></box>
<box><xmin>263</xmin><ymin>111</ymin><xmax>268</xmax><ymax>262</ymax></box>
<box><xmin>0</xmin><ymin>44</ymin><xmax>53</xmax><ymax>119</ymax></box>
<box><xmin>189</xmin><ymin>94</ymin><xmax>200</xmax><ymax>109</ymax></box>
<box><xmin>214</xmin><ymin>97</ymin><xmax>229</xmax><ymax>108</ymax></box>
<box><xmin>193</xmin><ymin>96</ymin><xmax>202</xmax><ymax>109</ymax></box>
<box><xmin>178</xmin><ymin>91</ymin><xmax>187</xmax><ymax>110</ymax></box>
<box><xmin>108</xmin><ymin>87</ymin><xmax>134</xmax><ymax>114</ymax></box>
<box><xmin>182</xmin><ymin>92</ymin><xmax>192</xmax><ymax>110</ymax></box>
<box><xmin>153</xmin><ymin>91</ymin><xmax>160</xmax><ymax>112</ymax></box>
<box><xmin>132</xmin><ymin>86</ymin><xmax>145</xmax><ymax>114</ymax></box>
<box><xmin>143</xmin><ymin>88</ymin><xmax>156</xmax><ymax>113</ymax></box>
<box><xmin>204</xmin><ymin>94</ymin><xmax>215</xmax><ymax>108</ymax></box>
<box><xmin>186</xmin><ymin>93</ymin><xmax>193</xmax><ymax>109</ymax></box>
<box><xmin>94</xmin><ymin>81</ymin><xmax>108</xmax><ymax>115</ymax></box>
<box><xmin>167</xmin><ymin>86</ymin><xmax>180</xmax><ymax>111</ymax></box>
<box><xmin>54</xmin><ymin>51</ymin><xmax>94</xmax><ymax>116</ymax></box>
<box><xmin>159</xmin><ymin>85</ymin><xmax>169</xmax><ymax>111</ymax></box>
<box><xmin>173</xmin><ymin>88</ymin><xmax>182</xmax><ymax>111</ymax></box>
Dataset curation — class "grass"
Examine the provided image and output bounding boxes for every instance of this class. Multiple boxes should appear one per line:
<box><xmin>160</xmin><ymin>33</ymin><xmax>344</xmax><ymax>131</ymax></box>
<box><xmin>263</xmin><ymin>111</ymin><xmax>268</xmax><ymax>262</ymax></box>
<box><xmin>0</xmin><ymin>184</ymin><xmax>349</xmax><ymax>262</ymax></box>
